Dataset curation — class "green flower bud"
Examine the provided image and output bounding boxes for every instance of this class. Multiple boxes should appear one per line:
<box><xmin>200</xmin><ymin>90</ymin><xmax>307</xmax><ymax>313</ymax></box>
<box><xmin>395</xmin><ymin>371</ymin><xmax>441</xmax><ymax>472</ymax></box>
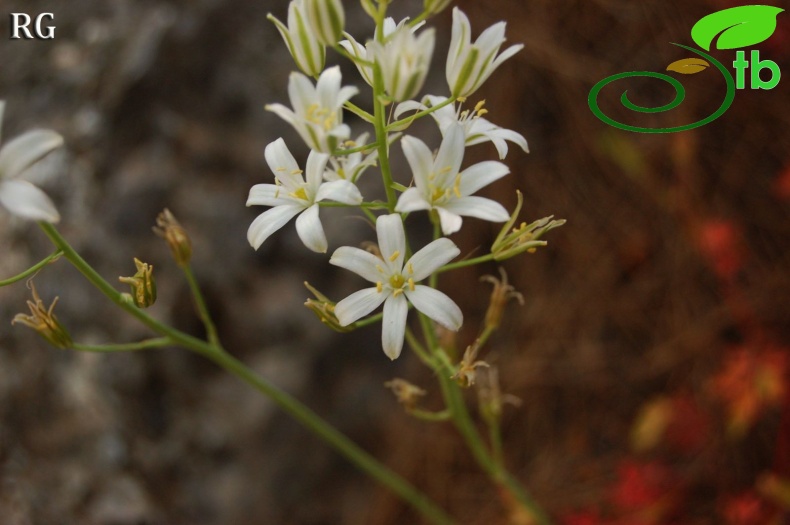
<box><xmin>304</xmin><ymin>0</ymin><xmax>345</xmax><ymax>45</ymax></box>
<box><xmin>119</xmin><ymin>258</ymin><xmax>157</xmax><ymax>309</ymax></box>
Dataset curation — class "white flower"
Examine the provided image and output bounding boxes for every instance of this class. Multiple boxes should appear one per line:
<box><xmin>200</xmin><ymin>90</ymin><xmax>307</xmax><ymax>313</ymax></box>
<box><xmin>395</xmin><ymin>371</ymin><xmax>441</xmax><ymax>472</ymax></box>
<box><xmin>268</xmin><ymin>0</ymin><xmax>326</xmax><ymax>76</ymax></box>
<box><xmin>395</xmin><ymin>124</ymin><xmax>510</xmax><ymax>235</ymax></box>
<box><xmin>324</xmin><ymin>133</ymin><xmax>378</xmax><ymax>183</ymax></box>
<box><xmin>247</xmin><ymin>138</ymin><xmax>362</xmax><ymax>253</ymax></box>
<box><xmin>0</xmin><ymin>101</ymin><xmax>63</xmax><ymax>223</ymax></box>
<box><xmin>304</xmin><ymin>0</ymin><xmax>345</xmax><ymax>45</ymax></box>
<box><xmin>330</xmin><ymin>213</ymin><xmax>462</xmax><ymax>360</ymax></box>
<box><xmin>369</xmin><ymin>25</ymin><xmax>435</xmax><ymax>102</ymax></box>
<box><xmin>395</xmin><ymin>96</ymin><xmax>528</xmax><ymax>160</ymax></box>
<box><xmin>266</xmin><ymin>66</ymin><xmax>358</xmax><ymax>153</ymax></box>
<box><xmin>339</xmin><ymin>18</ymin><xmax>425</xmax><ymax>88</ymax></box>
<box><xmin>446</xmin><ymin>8</ymin><xmax>524</xmax><ymax>98</ymax></box>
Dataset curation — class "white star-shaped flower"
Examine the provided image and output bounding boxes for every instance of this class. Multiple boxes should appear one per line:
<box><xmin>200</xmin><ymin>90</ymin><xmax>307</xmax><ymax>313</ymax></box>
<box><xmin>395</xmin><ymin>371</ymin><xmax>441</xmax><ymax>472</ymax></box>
<box><xmin>330</xmin><ymin>213</ymin><xmax>462</xmax><ymax>360</ymax></box>
<box><xmin>446</xmin><ymin>8</ymin><xmax>523</xmax><ymax>98</ymax></box>
<box><xmin>247</xmin><ymin>138</ymin><xmax>362</xmax><ymax>253</ymax></box>
<box><xmin>0</xmin><ymin>101</ymin><xmax>63</xmax><ymax>223</ymax></box>
<box><xmin>266</xmin><ymin>66</ymin><xmax>358</xmax><ymax>153</ymax></box>
<box><xmin>324</xmin><ymin>133</ymin><xmax>378</xmax><ymax>183</ymax></box>
<box><xmin>395</xmin><ymin>124</ymin><xmax>510</xmax><ymax>235</ymax></box>
<box><xmin>395</xmin><ymin>95</ymin><xmax>528</xmax><ymax>160</ymax></box>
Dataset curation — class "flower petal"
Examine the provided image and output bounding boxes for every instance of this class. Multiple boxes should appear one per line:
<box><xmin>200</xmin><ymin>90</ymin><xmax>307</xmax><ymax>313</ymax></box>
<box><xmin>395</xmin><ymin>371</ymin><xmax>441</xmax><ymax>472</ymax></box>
<box><xmin>288</xmin><ymin>71</ymin><xmax>316</xmax><ymax>116</ymax></box>
<box><xmin>437</xmin><ymin>207</ymin><xmax>463</xmax><ymax>235</ymax></box>
<box><xmin>334</xmin><ymin>287</ymin><xmax>387</xmax><ymax>326</ymax></box>
<box><xmin>382</xmin><ymin>294</ymin><xmax>408</xmax><ymax>360</ymax></box>
<box><xmin>376</xmin><ymin>213</ymin><xmax>406</xmax><ymax>272</ymax></box>
<box><xmin>0</xmin><ymin>130</ymin><xmax>63</xmax><ymax>180</ymax></box>
<box><xmin>458</xmin><ymin>160</ymin><xmax>509</xmax><ymax>195</ymax></box>
<box><xmin>433</xmin><ymin>124</ymin><xmax>465</xmax><ymax>186</ymax></box>
<box><xmin>0</xmin><ymin>180</ymin><xmax>60</xmax><ymax>222</ymax></box>
<box><xmin>394</xmin><ymin>187</ymin><xmax>430</xmax><ymax>213</ymax></box>
<box><xmin>442</xmin><ymin>196</ymin><xmax>509</xmax><ymax>222</ymax></box>
<box><xmin>264</xmin><ymin>138</ymin><xmax>302</xmax><ymax>190</ymax></box>
<box><xmin>315</xmin><ymin>179</ymin><xmax>362</xmax><ymax>204</ymax></box>
<box><xmin>247</xmin><ymin>183</ymin><xmax>292</xmax><ymax>207</ymax></box>
<box><xmin>405</xmin><ymin>238</ymin><xmax>460</xmax><ymax>281</ymax></box>
<box><xmin>401</xmin><ymin>135</ymin><xmax>433</xmax><ymax>188</ymax></box>
<box><xmin>330</xmin><ymin>246</ymin><xmax>387</xmax><ymax>283</ymax></box>
<box><xmin>406</xmin><ymin>285</ymin><xmax>462</xmax><ymax>331</ymax></box>
<box><xmin>247</xmin><ymin>204</ymin><xmax>302</xmax><ymax>249</ymax></box>
<box><xmin>305</xmin><ymin>150</ymin><xmax>330</xmax><ymax>191</ymax></box>
<box><xmin>295</xmin><ymin>203</ymin><xmax>327</xmax><ymax>253</ymax></box>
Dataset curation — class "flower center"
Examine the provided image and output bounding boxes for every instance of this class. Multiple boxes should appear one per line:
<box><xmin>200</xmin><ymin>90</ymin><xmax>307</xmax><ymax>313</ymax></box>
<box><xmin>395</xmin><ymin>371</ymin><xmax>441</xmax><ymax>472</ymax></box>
<box><xmin>306</xmin><ymin>103</ymin><xmax>338</xmax><ymax>131</ymax></box>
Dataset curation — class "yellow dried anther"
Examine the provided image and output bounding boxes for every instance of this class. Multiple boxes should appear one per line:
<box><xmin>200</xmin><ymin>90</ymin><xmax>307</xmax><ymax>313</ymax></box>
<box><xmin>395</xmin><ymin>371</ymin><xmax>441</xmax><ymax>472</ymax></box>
<box><xmin>480</xmin><ymin>267</ymin><xmax>524</xmax><ymax>331</ymax></box>
<box><xmin>119</xmin><ymin>258</ymin><xmax>157</xmax><ymax>309</ymax></box>
<box><xmin>384</xmin><ymin>378</ymin><xmax>427</xmax><ymax>411</ymax></box>
<box><xmin>304</xmin><ymin>281</ymin><xmax>353</xmax><ymax>333</ymax></box>
<box><xmin>451</xmin><ymin>341</ymin><xmax>490</xmax><ymax>387</ymax></box>
<box><xmin>12</xmin><ymin>282</ymin><xmax>72</xmax><ymax>349</ymax></box>
<box><xmin>153</xmin><ymin>209</ymin><xmax>192</xmax><ymax>268</ymax></box>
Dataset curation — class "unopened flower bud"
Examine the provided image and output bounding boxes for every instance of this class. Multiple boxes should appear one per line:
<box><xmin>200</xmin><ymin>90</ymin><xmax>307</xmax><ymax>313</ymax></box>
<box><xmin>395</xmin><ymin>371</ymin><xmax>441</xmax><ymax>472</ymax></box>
<box><xmin>384</xmin><ymin>378</ymin><xmax>427</xmax><ymax>411</ymax></box>
<box><xmin>370</xmin><ymin>26</ymin><xmax>435</xmax><ymax>102</ymax></box>
<box><xmin>424</xmin><ymin>0</ymin><xmax>452</xmax><ymax>15</ymax></box>
<box><xmin>12</xmin><ymin>282</ymin><xmax>72</xmax><ymax>349</ymax></box>
<box><xmin>119</xmin><ymin>258</ymin><xmax>157</xmax><ymax>309</ymax></box>
<box><xmin>154</xmin><ymin>209</ymin><xmax>192</xmax><ymax>268</ymax></box>
<box><xmin>491</xmin><ymin>191</ymin><xmax>565</xmax><ymax>261</ymax></box>
<box><xmin>304</xmin><ymin>0</ymin><xmax>345</xmax><ymax>45</ymax></box>
<box><xmin>268</xmin><ymin>0</ymin><xmax>326</xmax><ymax>76</ymax></box>
<box><xmin>304</xmin><ymin>281</ymin><xmax>353</xmax><ymax>333</ymax></box>
<box><xmin>480</xmin><ymin>267</ymin><xmax>523</xmax><ymax>331</ymax></box>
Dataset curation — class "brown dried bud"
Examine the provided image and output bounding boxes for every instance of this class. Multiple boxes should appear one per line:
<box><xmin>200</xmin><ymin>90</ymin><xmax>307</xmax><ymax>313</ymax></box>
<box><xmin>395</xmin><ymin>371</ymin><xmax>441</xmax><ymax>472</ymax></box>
<box><xmin>12</xmin><ymin>282</ymin><xmax>72</xmax><ymax>349</ymax></box>
<box><xmin>480</xmin><ymin>267</ymin><xmax>524</xmax><ymax>331</ymax></box>
<box><xmin>119</xmin><ymin>258</ymin><xmax>157</xmax><ymax>308</ymax></box>
<box><xmin>153</xmin><ymin>209</ymin><xmax>192</xmax><ymax>267</ymax></box>
<box><xmin>384</xmin><ymin>378</ymin><xmax>427</xmax><ymax>411</ymax></box>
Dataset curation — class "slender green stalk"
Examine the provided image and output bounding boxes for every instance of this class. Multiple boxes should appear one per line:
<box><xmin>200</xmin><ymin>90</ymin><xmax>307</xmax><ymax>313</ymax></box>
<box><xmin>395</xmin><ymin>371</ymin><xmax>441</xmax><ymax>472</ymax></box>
<box><xmin>37</xmin><ymin>222</ymin><xmax>455</xmax><ymax>525</ymax></box>
<box><xmin>438</xmin><ymin>253</ymin><xmax>496</xmax><ymax>273</ymax></box>
<box><xmin>182</xmin><ymin>265</ymin><xmax>221</xmax><ymax>348</ymax></box>
<box><xmin>72</xmin><ymin>337</ymin><xmax>172</xmax><ymax>353</ymax></box>
<box><xmin>0</xmin><ymin>250</ymin><xmax>62</xmax><ymax>287</ymax></box>
<box><xmin>386</xmin><ymin>96</ymin><xmax>456</xmax><ymax>131</ymax></box>
<box><xmin>411</xmin><ymin>408</ymin><xmax>452</xmax><ymax>422</ymax></box>
<box><xmin>373</xmin><ymin>66</ymin><xmax>397</xmax><ymax>211</ymax></box>
<box><xmin>332</xmin><ymin>141</ymin><xmax>380</xmax><ymax>157</ymax></box>
<box><xmin>343</xmin><ymin>101</ymin><xmax>375</xmax><ymax>123</ymax></box>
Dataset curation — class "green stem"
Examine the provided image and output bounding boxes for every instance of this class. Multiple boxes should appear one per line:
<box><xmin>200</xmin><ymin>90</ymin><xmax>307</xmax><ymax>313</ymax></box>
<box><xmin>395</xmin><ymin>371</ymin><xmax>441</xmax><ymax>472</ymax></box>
<box><xmin>344</xmin><ymin>101</ymin><xmax>375</xmax><ymax>123</ymax></box>
<box><xmin>408</xmin><ymin>10</ymin><xmax>431</xmax><ymax>28</ymax></box>
<box><xmin>332</xmin><ymin>141</ymin><xmax>380</xmax><ymax>156</ymax></box>
<box><xmin>182</xmin><ymin>265</ymin><xmax>221</xmax><ymax>348</ymax></box>
<box><xmin>0</xmin><ymin>249</ymin><xmax>62</xmax><ymax>287</ymax></box>
<box><xmin>333</xmin><ymin>43</ymin><xmax>375</xmax><ymax>68</ymax></box>
<box><xmin>72</xmin><ymin>337</ymin><xmax>172</xmax><ymax>353</ymax></box>
<box><xmin>373</xmin><ymin>65</ymin><xmax>397</xmax><ymax>211</ymax></box>
<box><xmin>410</xmin><ymin>408</ymin><xmax>451</xmax><ymax>422</ymax></box>
<box><xmin>438</xmin><ymin>253</ymin><xmax>496</xmax><ymax>273</ymax></box>
<box><xmin>37</xmin><ymin>222</ymin><xmax>454</xmax><ymax>525</ymax></box>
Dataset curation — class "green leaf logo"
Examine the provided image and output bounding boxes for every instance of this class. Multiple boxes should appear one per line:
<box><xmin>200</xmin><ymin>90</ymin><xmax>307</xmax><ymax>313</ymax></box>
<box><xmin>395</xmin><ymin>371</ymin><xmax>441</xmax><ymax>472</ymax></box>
<box><xmin>667</xmin><ymin>57</ymin><xmax>710</xmax><ymax>74</ymax></box>
<box><xmin>691</xmin><ymin>5</ymin><xmax>784</xmax><ymax>51</ymax></box>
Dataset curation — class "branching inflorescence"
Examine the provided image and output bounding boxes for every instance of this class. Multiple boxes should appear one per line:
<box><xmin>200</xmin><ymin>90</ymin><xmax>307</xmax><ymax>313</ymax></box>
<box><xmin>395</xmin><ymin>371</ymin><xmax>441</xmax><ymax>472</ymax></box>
<box><xmin>3</xmin><ymin>1</ymin><xmax>565</xmax><ymax>523</ymax></box>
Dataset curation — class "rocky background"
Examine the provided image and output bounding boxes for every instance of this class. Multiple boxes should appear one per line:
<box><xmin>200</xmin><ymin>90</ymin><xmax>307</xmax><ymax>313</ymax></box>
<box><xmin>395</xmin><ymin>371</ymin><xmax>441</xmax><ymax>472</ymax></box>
<box><xmin>0</xmin><ymin>0</ymin><xmax>788</xmax><ymax>524</ymax></box>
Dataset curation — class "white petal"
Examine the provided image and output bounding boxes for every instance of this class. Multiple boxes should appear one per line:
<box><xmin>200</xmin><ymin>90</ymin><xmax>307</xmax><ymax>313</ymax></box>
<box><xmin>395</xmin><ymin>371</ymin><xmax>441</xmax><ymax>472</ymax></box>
<box><xmin>247</xmin><ymin>204</ymin><xmax>302</xmax><ymax>249</ymax></box>
<box><xmin>330</xmin><ymin>246</ymin><xmax>387</xmax><ymax>283</ymax></box>
<box><xmin>433</xmin><ymin>124</ymin><xmax>465</xmax><ymax>186</ymax></box>
<box><xmin>288</xmin><ymin>72</ymin><xmax>316</xmax><ymax>115</ymax></box>
<box><xmin>247</xmin><ymin>184</ymin><xmax>292</xmax><ymax>207</ymax></box>
<box><xmin>405</xmin><ymin>238</ymin><xmax>460</xmax><ymax>281</ymax></box>
<box><xmin>0</xmin><ymin>130</ymin><xmax>63</xmax><ymax>180</ymax></box>
<box><xmin>376</xmin><ymin>214</ymin><xmax>406</xmax><ymax>272</ymax></box>
<box><xmin>382</xmin><ymin>294</ymin><xmax>408</xmax><ymax>360</ymax></box>
<box><xmin>315</xmin><ymin>179</ymin><xmax>362</xmax><ymax>204</ymax></box>
<box><xmin>393</xmin><ymin>100</ymin><xmax>427</xmax><ymax>119</ymax></box>
<box><xmin>0</xmin><ymin>101</ymin><xmax>5</xmax><ymax>143</ymax></box>
<box><xmin>437</xmin><ymin>207</ymin><xmax>463</xmax><ymax>235</ymax></box>
<box><xmin>305</xmin><ymin>150</ymin><xmax>330</xmax><ymax>191</ymax></box>
<box><xmin>490</xmin><ymin>43</ymin><xmax>524</xmax><ymax>71</ymax></box>
<box><xmin>334</xmin><ymin>287</ymin><xmax>387</xmax><ymax>326</ymax></box>
<box><xmin>474</xmin><ymin>22</ymin><xmax>506</xmax><ymax>56</ymax></box>
<box><xmin>317</xmin><ymin>66</ymin><xmax>342</xmax><ymax>107</ymax></box>
<box><xmin>394</xmin><ymin>187</ymin><xmax>430</xmax><ymax>213</ymax></box>
<box><xmin>458</xmin><ymin>160</ymin><xmax>509</xmax><ymax>195</ymax></box>
<box><xmin>401</xmin><ymin>135</ymin><xmax>433</xmax><ymax>188</ymax></box>
<box><xmin>295</xmin><ymin>203</ymin><xmax>327</xmax><ymax>253</ymax></box>
<box><xmin>406</xmin><ymin>285</ymin><xmax>462</xmax><ymax>331</ymax></box>
<box><xmin>442</xmin><ymin>196</ymin><xmax>509</xmax><ymax>222</ymax></box>
<box><xmin>0</xmin><ymin>180</ymin><xmax>60</xmax><ymax>222</ymax></box>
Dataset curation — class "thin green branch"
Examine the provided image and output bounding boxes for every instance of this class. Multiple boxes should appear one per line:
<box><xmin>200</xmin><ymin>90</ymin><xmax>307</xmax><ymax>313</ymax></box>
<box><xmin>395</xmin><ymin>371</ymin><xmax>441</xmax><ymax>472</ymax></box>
<box><xmin>332</xmin><ymin>141</ymin><xmax>380</xmax><ymax>156</ymax></box>
<box><xmin>386</xmin><ymin>96</ymin><xmax>456</xmax><ymax>131</ymax></box>
<box><xmin>438</xmin><ymin>253</ymin><xmax>496</xmax><ymax>273</ymax></box>
<box><xmin>182</xmin><ymin>265</ymin><xmax>221</xmax><ymax>348</ymax></box>
<box><xmin>410</xmin><ymin>408</ymin><xmax>452</xmax><ymax>422</ymax></box>
<box><xmin>344</xmin><ymin>101</ymin><xmax>375</xmax><ymax>123</ymax></box>
<box><xmin>72</xmin><ymin>337</ymin><xmax>172</xmax><ymax>353</ymax></box>
<box><xmin>0</xmin><ymin>250</ymin><xmax>62</xmax><ymax>287</ymax></box>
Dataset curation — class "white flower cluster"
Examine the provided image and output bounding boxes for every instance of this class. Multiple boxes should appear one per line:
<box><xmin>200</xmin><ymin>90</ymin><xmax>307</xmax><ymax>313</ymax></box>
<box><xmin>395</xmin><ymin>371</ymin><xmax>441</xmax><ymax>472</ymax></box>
<box><xmin>249</xmin><ymin>2</ymin><xmax>529</xmax><ymax>359</ymax></box>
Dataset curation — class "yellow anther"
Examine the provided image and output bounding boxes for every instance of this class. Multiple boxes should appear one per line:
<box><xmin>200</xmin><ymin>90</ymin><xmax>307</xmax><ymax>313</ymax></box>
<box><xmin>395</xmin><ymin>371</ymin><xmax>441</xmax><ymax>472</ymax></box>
<box><xmin>408</xmin><ymin>278</ymin><xmax>415</xmax><ymax>291</ymax></box>
<box><xmin>388</xmin><ymin>250</ymin><xmax>400</xmax><ymax>262</ymax></box>
<box><xmin>276</xmin><ymin>167</ymin><xmax>287</xmax><ymax>172</ymax></box>
<box><xmin>344</xmin><ymin>140</ymin><xmax>357</xmax><ymax>147</ymax></box>
<box><xmin>453</xmin><ymin>174</ymin><xmax>462</xmax><ymax>198</ymax></box>
<box><xmin>289</xmin><ymin>187</ymin><xmax>308</xmax><ymax>200</ymax></box>
<box><xmin>440</xmin><ymin>166</ymin><xmax>452</xmax><ymax>173</ymax></box>
<box><xmin>407</xmin><ymin>263</ymin><xmax>414</xmax><ymax>275</ymax></box>
<box><xmin>476</xmin><ymin>108</ymin><xmax>489</xmax><ymax>117</ymax></box>
<box><xmin>376</xmin><ymin>282</ymin><xmax>383</xmax><ymax>293</ymax></box>
<box><xmin>376</xmin><ymin>264</ymin><xmax>385</xmax><ymax>274</ymax></box>
<box><xmin>460</xmin><ymin>109</ymin><xmax>470</xmax><ymax>119</ymax></box>
<box><xmin>457</xmin><ymin>96</ymin><xmax>467</xmax><ymax>103</ymax></box>
<box><xmin>290</xmin><ymin>169</ymin><xmax>303</xmax><ymax>175</ymax></box>
<box><xmin>392</xmin><ymin>288</ymin><xmax>404</xmax><ymax>297</ymax></box>
<box><xmin>474</xmin><ymin>99</ymin><xmax>486</xmax><ymax>112</ymax></box>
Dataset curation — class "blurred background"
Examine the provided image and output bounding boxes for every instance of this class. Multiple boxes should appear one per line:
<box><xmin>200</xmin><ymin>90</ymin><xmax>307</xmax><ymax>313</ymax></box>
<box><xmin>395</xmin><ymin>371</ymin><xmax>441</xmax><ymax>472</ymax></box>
<box><xmin>0</xmin><ymin>0</ymin><xmax>788</xmax><ymax>523</ymax></box>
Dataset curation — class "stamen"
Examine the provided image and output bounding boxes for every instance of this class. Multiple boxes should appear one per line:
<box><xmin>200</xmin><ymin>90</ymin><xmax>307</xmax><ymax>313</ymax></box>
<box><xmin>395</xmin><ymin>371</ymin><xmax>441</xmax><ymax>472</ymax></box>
<box><xmin>392</xmin><ymin>288</ymin><xmax>404</xmax><ymax>297</ymax></box>
<box><xmin>388</xmin><ymin>250</ymin><xmax>400</xmax><ymax>262</ymax></box>
<box><xmin>408</xmin><ymin>278</ymin><xmax>415</xmax><ymax>291</ymax></box>
<box><xmin>407</xmin><ymin>263</ymin><xmax>414</xmax><ymax>275</ymax></box>
<box><xmin>376</xmin><ymin>282</ymin><xmax>383</xmax><ymax>293</ymax></box>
